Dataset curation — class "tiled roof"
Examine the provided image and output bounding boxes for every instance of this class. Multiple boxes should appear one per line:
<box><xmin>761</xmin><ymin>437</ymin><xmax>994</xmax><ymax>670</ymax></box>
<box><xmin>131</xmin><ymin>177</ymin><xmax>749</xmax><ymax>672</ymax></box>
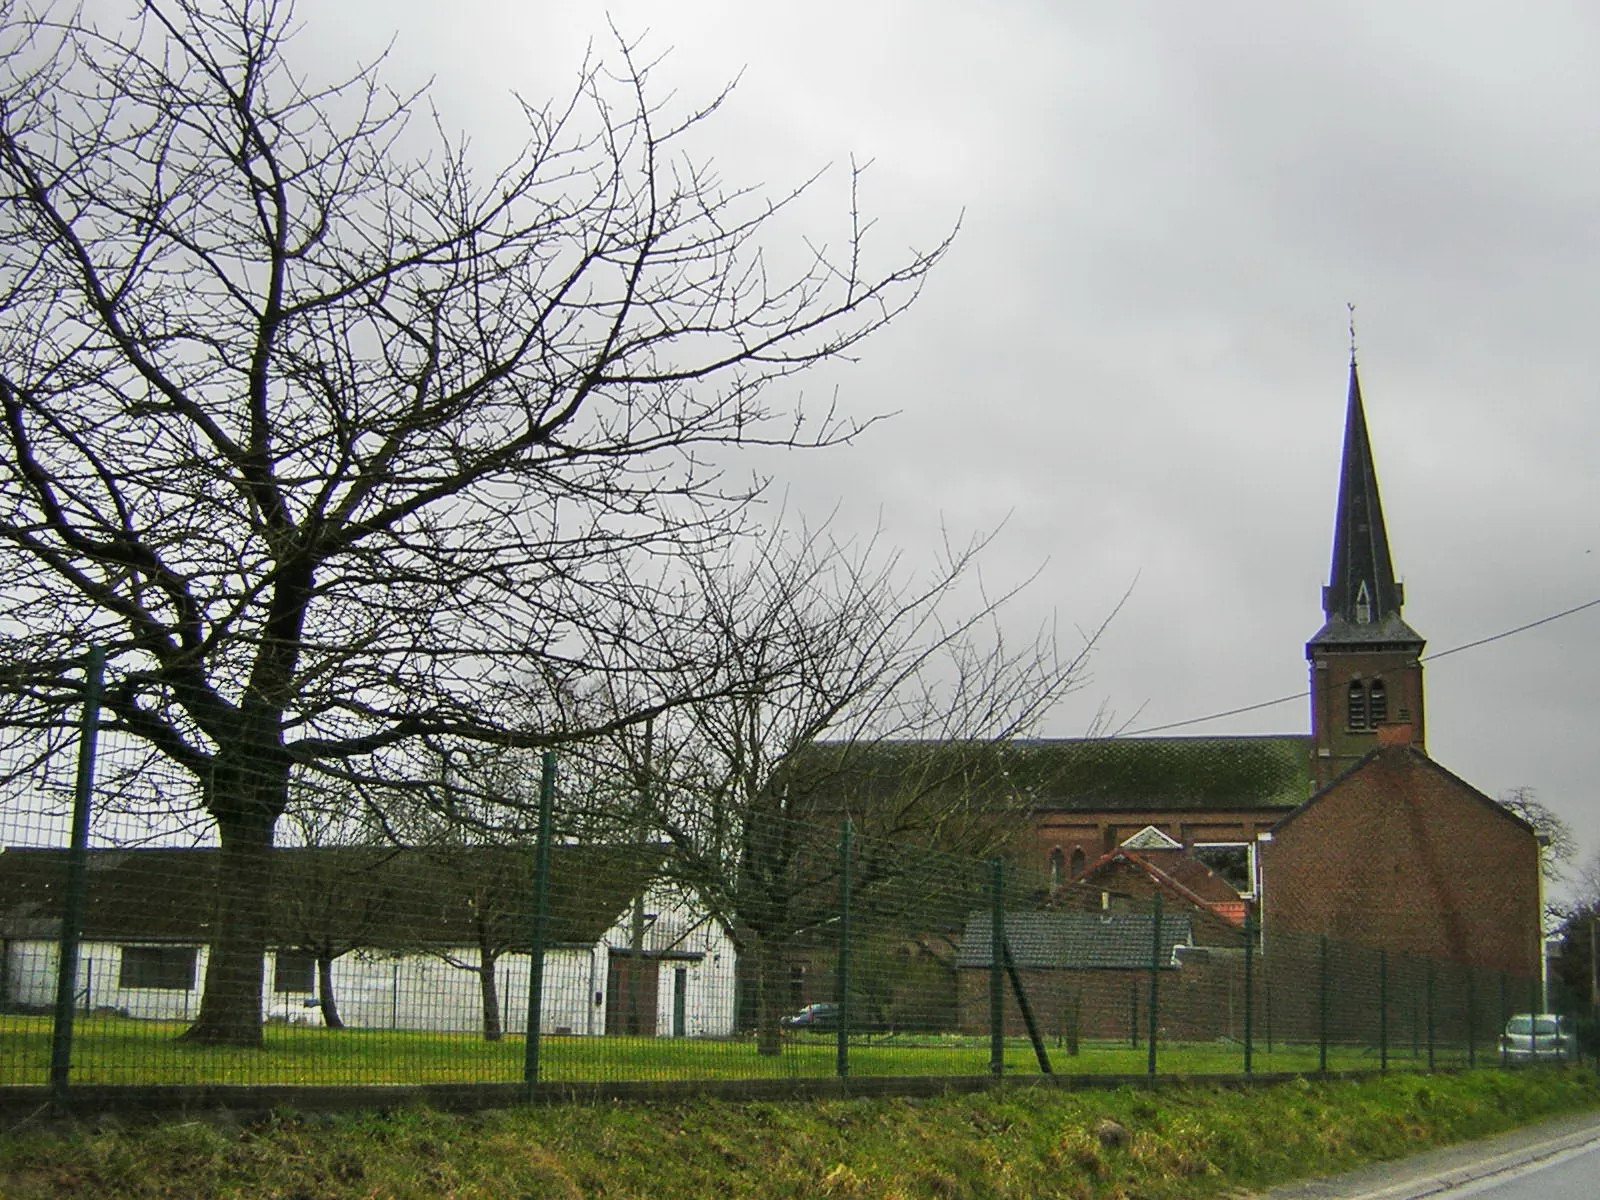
<box><xmin>955</xmin><ymin>911</ymin><xmax>1193</xmax><ymax>970</ymax></box>
<box><xmin>0</xmin><ymin>844</ymin><xmax>658</xmax><ymax>948</ymax></box>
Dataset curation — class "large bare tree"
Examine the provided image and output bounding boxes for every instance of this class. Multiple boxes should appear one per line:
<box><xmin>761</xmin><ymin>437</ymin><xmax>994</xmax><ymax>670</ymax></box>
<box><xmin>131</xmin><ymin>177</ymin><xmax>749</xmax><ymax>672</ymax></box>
<box><xmin>0</xmin><ymin>0</ymin><xmax>946</xmax><ymax>1044</ymax></box>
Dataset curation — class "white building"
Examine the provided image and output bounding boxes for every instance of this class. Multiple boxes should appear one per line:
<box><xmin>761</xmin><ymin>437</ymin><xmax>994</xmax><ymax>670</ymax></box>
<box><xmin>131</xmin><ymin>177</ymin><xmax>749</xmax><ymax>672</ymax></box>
<box><xmin>0</xmin><ymin>845</ymin><xmax>736</xmax><ymax>1039</ymax></box>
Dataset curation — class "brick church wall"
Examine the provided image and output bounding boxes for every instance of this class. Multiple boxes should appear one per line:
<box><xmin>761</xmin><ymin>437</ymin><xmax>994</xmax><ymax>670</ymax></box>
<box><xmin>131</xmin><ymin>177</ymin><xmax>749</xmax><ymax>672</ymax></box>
<box><xmin>1262</xmin><ymin>747</ymin><xmax>1540</xmax><ymax>979</ymax></box>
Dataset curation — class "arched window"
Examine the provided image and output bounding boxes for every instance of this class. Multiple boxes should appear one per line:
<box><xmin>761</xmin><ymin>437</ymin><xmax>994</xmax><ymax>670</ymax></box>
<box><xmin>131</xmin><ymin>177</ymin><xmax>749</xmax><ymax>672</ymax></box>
<box><xmin>1348</xmin><ymin>680</ymin><xmax>1368</xmax><ymax>730</ymax></box>
<box><xmin>1070</xmin><ymin>847</ymin><xmax>1086</xmax><ymax>879</ymax></box>
<box><xmin>1049</xmin><ymin>848</ymin><xmax>1065</xmax><ymax>890</ymax></box>
<box><xmin>1368</xmin><ymin>679</ymin><xmax>1387</xmax><ymax>726</ymax></box>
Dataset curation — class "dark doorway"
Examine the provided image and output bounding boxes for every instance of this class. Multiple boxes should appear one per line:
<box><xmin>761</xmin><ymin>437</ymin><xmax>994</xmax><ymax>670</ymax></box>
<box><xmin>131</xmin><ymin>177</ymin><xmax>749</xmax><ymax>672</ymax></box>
<box><xmin>605</xmin><ymin>952</ymin><xmax>659</xmax><ymax>1036</ymax></box>
<box><xmin>673</xmin><ymin>967</ymin><xmax>688</xmax><ymax>1038</ymax></box>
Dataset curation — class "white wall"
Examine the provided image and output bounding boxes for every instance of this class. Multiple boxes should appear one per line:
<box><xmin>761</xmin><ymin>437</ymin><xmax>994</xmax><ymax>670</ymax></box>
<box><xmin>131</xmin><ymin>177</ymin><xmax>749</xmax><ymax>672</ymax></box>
<box><xmin>5</xmin><ymin>885</ymin><xmax>737</xmax><ymax>1037</ymax></box>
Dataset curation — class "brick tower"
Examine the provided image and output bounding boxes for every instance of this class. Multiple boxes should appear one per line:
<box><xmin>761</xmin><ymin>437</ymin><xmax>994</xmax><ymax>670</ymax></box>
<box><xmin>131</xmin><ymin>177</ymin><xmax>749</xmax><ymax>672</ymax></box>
<box><xmin>1307</xmin><ymin>360</ymin><xmax>1426</xmax><ymax>788</ymax></box>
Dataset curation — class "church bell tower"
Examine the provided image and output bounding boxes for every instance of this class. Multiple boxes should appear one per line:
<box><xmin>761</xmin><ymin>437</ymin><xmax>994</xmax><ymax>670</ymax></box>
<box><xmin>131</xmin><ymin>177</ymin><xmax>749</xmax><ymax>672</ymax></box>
<box><xmin>1307</xmin><ymin>360</ymin><xmax>1426</xmax><ymax>788</ymax></box>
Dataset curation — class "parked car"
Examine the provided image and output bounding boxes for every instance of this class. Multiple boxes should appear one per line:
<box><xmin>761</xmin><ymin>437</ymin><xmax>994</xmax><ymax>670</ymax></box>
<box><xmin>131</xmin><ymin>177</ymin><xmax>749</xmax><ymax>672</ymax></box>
<box><xmin>780</xmin><ymin>1002</ymin><xmax>841</xmax><ymax>1032</ymax></box>
<box><xmin>265</xmin><ymin>995</ymin><xmax>326</xmax><ymax>1026</ymax></box>
<box><xmin>1500</xmin><ymin>1013</ymin><xmax>1574</xmax><ymax>1062</ymax></box>
<box><xmin>779</xmin><ymin>1001</ymin><xmax>890</xmax><ymax>1034</ymax></box>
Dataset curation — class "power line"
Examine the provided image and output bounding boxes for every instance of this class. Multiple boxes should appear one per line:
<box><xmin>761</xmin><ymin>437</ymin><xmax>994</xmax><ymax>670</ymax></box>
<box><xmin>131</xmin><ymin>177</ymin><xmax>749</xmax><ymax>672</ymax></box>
<box><xmin>1123</xmin><ymin>596</ymin><xmax>1600</xmax><ymax>738</ymax></box>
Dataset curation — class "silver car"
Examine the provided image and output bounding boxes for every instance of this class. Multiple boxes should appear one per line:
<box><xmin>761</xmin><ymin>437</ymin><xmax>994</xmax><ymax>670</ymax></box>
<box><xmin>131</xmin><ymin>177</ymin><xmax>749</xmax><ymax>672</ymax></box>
<box><xmin>1500</xmin><ymin>1013</ymin><xmax>1574</xmax><ymax>1062</ymax></box>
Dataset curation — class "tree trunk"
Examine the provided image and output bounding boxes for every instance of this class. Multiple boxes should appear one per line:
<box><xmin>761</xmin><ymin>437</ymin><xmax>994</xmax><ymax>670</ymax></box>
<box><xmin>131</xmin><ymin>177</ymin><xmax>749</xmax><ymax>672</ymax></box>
<box><xmin>479</xmin><ymin>954</ymin><xmax>503</xmax><ymax>1042</ymax></box>
<box><xmin>181</xmin><ymin>803</ymin><xmax>277</xmax><ymax>1046</ymax></box>
<box><xmin>755</xmin><ymin>938</ymin><xmax>785</xmax><ymax>1057</ymax></box>
<box><xmin>317</xmin><ymin>953</ymin><xmax>345</xmax><ymax>1029</ymax></box>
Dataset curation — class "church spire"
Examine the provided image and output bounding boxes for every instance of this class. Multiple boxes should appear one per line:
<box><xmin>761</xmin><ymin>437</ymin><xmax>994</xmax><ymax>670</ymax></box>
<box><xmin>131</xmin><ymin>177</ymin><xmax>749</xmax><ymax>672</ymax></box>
<box><xmin>1307</xmin><ymin>356</ymin><xmax>1426</xmax><ymax>785</ymax></box>
<box><xmin>1318</xmin><ymin>359</ymin><xmax>1412</xmax><ymax>636</ymax></box>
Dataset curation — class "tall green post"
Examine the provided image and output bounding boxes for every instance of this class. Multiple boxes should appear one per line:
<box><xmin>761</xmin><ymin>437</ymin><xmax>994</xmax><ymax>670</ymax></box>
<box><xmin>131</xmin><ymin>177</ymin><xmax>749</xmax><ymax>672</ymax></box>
<box><xmin>836</xmin><ymin>820</ymin><xmax>853</xmax><ymax>1080</ymax></box>
<box><xmin>1243</xmin><ymin>912</ymin><xmax>1255</xmax><ymax>1075</ymax></box>
<box><xmin>989</xmin><ymin>858</ymin><xmax>1005</xmax><ymax>1076</ymax></box>
<box><xmin>1529</xmin><ymin>977</ymin><xmax>1540</xmax><ymax>1064</ymax></box>
<box><xmin>1466</xmin><ymin>965</ymin><xmax>1476</xmax><ymax>1068</ymax></box>
<box><xmin>1426</xmin><ymin>959</ymin><xmax>1436</xmax><ymax>1071</ymax></box>
<box><xmin>1318</xmin><ymin>935</ymin><xmax>1330</xmax><ymax>1074</ymax></box>
<box><xmin>1147</xmin><ymin>893</ymin><xmax>1162</xmax><ymax>1078</ymax></box>
<box><xmin>523</xmin><ymin>751</ymin><xmax>557</xmax><ymax>1090</ymax></box>
<box><xmin>1379</xmin><ymin>948</ymin><xmax>1388</xmax><ymax>1073</ymax></box>
<box><xmin>49</xmin><ymin>647</ymin><xmax>104</xmax><ymax>1106</ymax></box>
<box><xmin>1499</xmin><ymin>972</ymin><xmax>1508</xmax><ymax>1067</ymax></box>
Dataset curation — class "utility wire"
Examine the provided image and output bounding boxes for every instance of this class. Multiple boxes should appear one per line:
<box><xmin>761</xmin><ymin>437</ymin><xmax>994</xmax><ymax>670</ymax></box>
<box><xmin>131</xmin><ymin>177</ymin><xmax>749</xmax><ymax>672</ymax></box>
<box><xmin>1123</xmin><ymin>596</ymin><xmax>1600</xmax><ymax>738</ymax></box>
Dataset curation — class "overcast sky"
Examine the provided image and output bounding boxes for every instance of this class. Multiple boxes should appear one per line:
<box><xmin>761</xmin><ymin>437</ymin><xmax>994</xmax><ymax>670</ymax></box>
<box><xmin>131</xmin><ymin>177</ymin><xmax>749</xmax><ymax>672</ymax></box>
<box><xmin>305</xmin><ymin>2</ymin><xmax>1600</xmax><ymax>892</ymax></box>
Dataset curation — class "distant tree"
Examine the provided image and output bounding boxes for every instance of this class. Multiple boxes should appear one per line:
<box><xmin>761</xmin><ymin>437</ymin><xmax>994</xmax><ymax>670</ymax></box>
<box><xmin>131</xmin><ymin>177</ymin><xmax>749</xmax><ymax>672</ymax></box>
<box><xmin>575</xmin><ymin>521</ymin><xmax>1114</xmax><ymax>1053</ymax></box>
<box><xmin>0</xmin><ymin>0</ymin><xmax>946</xmax><ymax>1045</ymax></box>
<box><xmin>1498</xmin><ymin>787</ymin><xmax>1576</xmax><ymax>896</ymax></box>
<box><xmin>272</xmin><ymin>803</ymin><xmax>402</xmax><ymax>1029</ymax></box>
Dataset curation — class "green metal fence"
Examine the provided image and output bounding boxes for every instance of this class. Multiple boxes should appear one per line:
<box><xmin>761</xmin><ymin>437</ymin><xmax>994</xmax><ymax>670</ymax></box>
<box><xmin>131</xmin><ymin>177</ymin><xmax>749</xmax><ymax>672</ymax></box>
<box><xmin>0</xmin><ymin>666</ymin><xmax>1579</xmax><ymax>1099</ymax></box>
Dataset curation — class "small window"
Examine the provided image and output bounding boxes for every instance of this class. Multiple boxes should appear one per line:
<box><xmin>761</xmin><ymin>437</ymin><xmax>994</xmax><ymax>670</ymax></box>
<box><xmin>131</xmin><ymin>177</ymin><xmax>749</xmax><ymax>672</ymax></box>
<box><xmin>119</xmin><ymin>946</ymin><xmax>198</xmax><ymax>990</ymax></box>
<box><xmin>274</xmin><ymin>951</ymin><xmax>316</xmax><ymax>994</ymax></box>
<box><xmin>1354</xmin><ymin>581</ymin><xmax>1372</xmax><ymax>625</ymax></box>
<box><xmin>1348</xmin><ymin>680</ymin><xmax>1368</xmax><ymax>731</ymax></box>
<box><xmin>1049</xmin><ymin>848</ymin><xmax>1065</xmax><ymax>889</ymax></box>
<box><xmin>1368</xmin><ymin>680</ymin><xmax>1387</xmax><ymax>726</ymax></box>
<box><xmin>1193</xmin><ymin>844</ymin><xmax>1255</xmax><ymax>896</ymax></box>
<box><xmin>1070</xmin><ymin>848</ymin><xmax>1086</xmax><ymax>879</ymax></box>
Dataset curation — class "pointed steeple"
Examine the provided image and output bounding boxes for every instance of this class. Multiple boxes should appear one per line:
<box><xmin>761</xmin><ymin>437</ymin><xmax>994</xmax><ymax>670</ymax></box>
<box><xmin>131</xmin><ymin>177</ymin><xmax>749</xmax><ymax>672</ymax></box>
<box><xmin>1309</xmin><ymin>360</ymin><xmax>1423</xmax><ymax>650</ymax></box>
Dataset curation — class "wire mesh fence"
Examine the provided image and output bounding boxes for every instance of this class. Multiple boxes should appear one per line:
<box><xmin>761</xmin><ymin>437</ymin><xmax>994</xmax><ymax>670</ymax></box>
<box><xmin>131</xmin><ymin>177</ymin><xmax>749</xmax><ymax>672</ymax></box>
<box><xmin>0</xmin><ymin>679</ymin><xmax>1584</xmax><ymax>1099</ymax></box>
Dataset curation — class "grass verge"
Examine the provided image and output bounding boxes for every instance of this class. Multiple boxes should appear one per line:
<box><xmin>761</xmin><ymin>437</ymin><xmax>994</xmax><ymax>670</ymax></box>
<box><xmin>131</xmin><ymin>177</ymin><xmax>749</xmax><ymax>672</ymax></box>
<box><xmin>2</xmin><ymin>1067</ymin><xmax>1597</xmax><ymax>1198</ymax></box>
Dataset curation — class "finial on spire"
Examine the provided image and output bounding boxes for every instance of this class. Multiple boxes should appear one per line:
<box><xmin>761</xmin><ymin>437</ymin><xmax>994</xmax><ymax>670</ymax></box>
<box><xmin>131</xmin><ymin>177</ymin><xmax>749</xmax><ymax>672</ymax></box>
<box><xmin>1347</xmin><ymin>302</ymin><xmax>1358</xmax><ymax>363</ymax></box>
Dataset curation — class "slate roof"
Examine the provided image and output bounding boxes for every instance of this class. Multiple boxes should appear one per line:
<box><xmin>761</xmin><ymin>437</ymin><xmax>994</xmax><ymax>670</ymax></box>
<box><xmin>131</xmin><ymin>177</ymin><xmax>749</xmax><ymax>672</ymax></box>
<box><xmin>955</xmin><ymin>911</ymin><xmax>1194</xmax><ymax>970</ymax></box>
<box><xmin>791</xmin><ymin>736</ymin><xmax>1313</xmax><ymax>815</ymax></box>
<box><xmin>0</xmin><ymin>844</ymin><xmax>659</xmax><ymax>949</ymax></box>
<box><xmin>1307</xmin><ymin>361</ymin><xmax>1424</xmax><ymax>652</ymax></box>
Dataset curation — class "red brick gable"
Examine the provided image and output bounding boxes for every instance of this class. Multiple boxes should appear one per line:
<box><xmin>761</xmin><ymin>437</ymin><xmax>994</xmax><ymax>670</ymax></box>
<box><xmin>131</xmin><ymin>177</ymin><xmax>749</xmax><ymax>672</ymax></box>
<box><xmin>1262</xmin><ymin>746</ymin><xmax>1539</xmax><ymax>977</ymax></box>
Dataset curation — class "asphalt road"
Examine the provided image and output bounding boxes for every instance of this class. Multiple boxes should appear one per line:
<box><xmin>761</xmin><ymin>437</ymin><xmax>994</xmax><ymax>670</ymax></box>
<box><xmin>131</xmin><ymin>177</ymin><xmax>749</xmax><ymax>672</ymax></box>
<box><xmin>1447</xmin><ymin>1138</ymin><xmax>1600</xmax><ymax>1199</ymax></box>
<box><xmin>1253</xmin><ymin>1109</ymin><xmax>1600</xmax><ymax>1200</ymax></box>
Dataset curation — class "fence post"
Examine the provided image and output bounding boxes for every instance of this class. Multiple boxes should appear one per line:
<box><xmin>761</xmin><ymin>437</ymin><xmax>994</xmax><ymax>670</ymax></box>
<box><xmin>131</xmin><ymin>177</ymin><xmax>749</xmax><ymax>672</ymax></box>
<box><xmin>1379</xmin><ymin>948</ymin><xmax>1388</xmax><ymax>1073</ymax></box>
<box><xmin>1243</xmin><ymin>912</ymin><xmax>1255</xmax><ymax>1075</ymax></box>
<box><xmin>1147</xmin><ymin>893</ymin><xmax>1162</xmax><ymax>1078</ymax></box>
<box><xmin>1529</xmin><ymin>976</ymin><xmax>1540</xmax><ymax>1064</ymax></box>
<box><xmin>1318</xmin><ymin>935</ymin><xmax>1329</xmax><ymax>1074</ymax></box>
<box><xmin>989</xmin><ymin>857</ymin><xmax>1004</xmax><ymax>1077</ymax></box>
<box><xmin>1410</xmin><ymin>956</ymin><xmax>1419</xmax><ymax>1060</ymax></box>
<box><xmin>50</xmin><ymin>646</ymin><xmax>104</xmax><ymax>1107</ymax></box>
<box><xmin>523</xmin><ymin>751</ymin><xmax>556</xmax><ymax>1091</ymax></box>
<box><xmin>1266</xmin><ymin>969</ymin><xmax>1274</xmax><ymax>1054</ymax></box>
<box><xmin>836</xmin><ymin>820</ymin><xmax>853</xmax><ymax>1080</ymax></box>
<box><xmin>1499</xmin><ymin>971</ymin><xmax>1508</xmax><ymax>1067</ymax></box>
<box><xmin>1466</xmin><ymin>965</ymin><xmax>1476</xmax><ymax>1068</ymax></box>
<box><xmin>1129</xmin><ymin>979</ymin><xmax>1139</xmax><ymax>1049</ymax></box>
<box><xmin>1426</xmin><ymin>958</ymin><xmax>1436</xmax><ymax>1071</ymax></box>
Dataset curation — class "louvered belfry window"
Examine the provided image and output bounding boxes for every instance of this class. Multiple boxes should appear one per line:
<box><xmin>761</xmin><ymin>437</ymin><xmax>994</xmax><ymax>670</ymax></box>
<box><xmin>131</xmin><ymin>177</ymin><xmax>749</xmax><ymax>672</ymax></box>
<box><xmin>1368</xmin><ymin>679</ymin><xmax>1388</xmax><ymax>726</ymax></box>
<box><xmin>1348</xmin><ymin>680</ymin><xmax>1369</xmax><ymax>731</ymax></box>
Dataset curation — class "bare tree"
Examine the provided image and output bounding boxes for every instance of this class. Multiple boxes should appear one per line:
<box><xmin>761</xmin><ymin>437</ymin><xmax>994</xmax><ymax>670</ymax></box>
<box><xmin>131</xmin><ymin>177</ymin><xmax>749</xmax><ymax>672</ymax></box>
<box><xmin>577</xmin><ymin>521</ymin><xmax>1113</xmax><ymax>1052</ymax></box>
<box><xmin>1498</xmin><ymin>787</ymin><xmax>1577</xmax><ymax>889</ymax></box>
<box><xmin>0</xmin><ymin>0</ymin><xmax>947</xmax><ymax>1044</ymax></box>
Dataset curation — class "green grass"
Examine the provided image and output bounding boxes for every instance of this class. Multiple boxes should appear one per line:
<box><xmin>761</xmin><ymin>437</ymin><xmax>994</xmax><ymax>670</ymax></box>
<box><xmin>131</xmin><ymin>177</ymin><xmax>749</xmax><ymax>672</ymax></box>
<box><xmin>2</xmin><ymin>1066</ymin><xmax>1598</xmax><ymax>1198</ymax></box>
<box><xmin>1</xmin><ymin>1012</ymin><xmax>1499</xmax><ymax>1088</ymax></box>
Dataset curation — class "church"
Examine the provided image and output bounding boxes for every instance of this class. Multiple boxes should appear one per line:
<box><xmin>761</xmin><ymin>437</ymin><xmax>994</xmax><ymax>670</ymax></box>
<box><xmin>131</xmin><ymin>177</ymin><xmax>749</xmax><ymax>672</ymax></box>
<box><xmin>1014</xmin><ymin>360</ymin><xmax>1542</xmax><ymax>979</ymax></box>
